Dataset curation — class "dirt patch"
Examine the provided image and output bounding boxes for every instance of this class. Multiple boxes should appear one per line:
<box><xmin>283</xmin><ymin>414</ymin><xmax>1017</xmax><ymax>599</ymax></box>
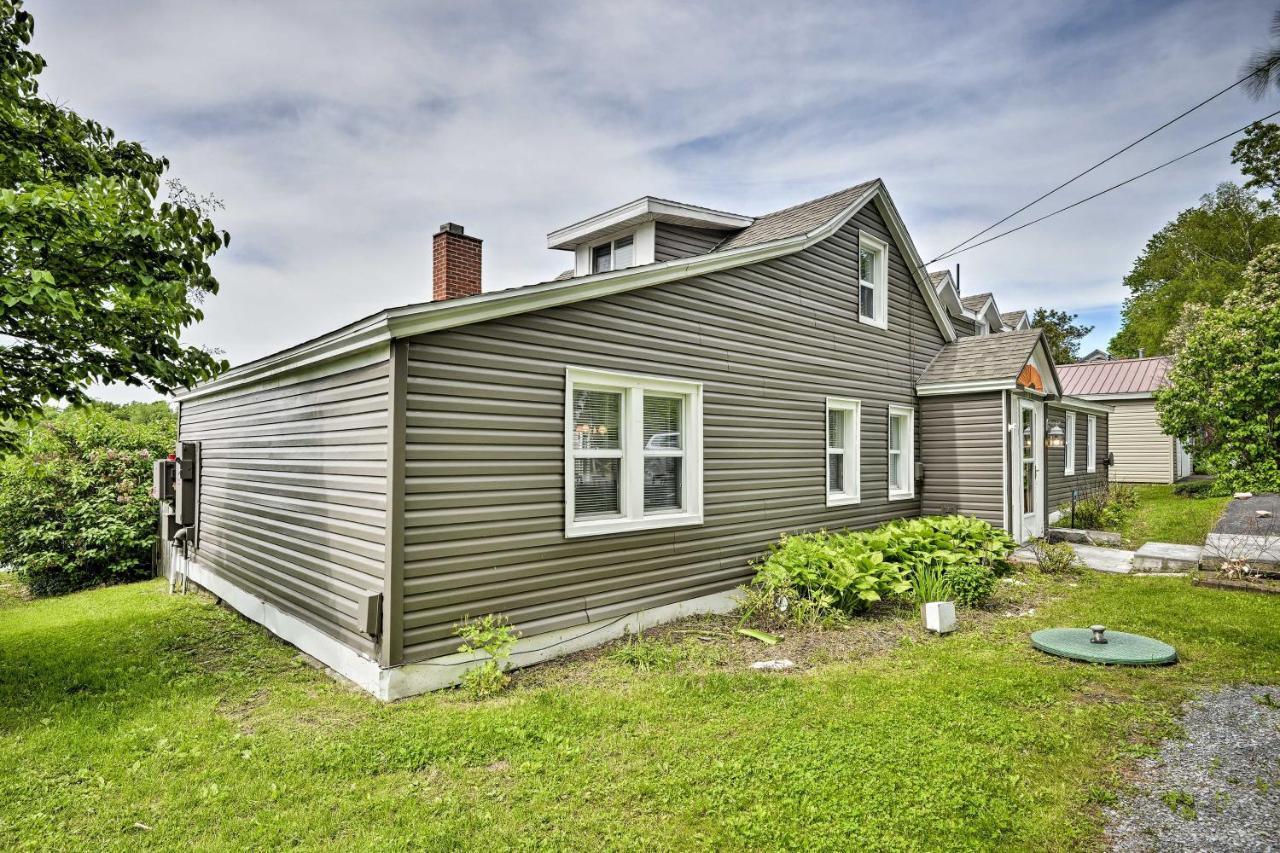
<box><xmin>513</xmin><ymin>571</ymin><xmax>1063</xmax><ymax>690</ymax></box>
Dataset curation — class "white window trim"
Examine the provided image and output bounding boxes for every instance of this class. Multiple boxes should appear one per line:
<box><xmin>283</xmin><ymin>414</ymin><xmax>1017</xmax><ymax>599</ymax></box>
<box><xmin>887</xmin><ymin>404</ymin><xmax>915</xmax><ymax>501</ymax></box>
<box><xmin>564</xmin><ymin>366</ymin><xmax>703</xmax><ymax>538</ymax></box>
<box><xmin>825</xmin><ymin>397</ymin><xmax>861</xmax><ymax>507</ymax></box>
<box><xmin>588</xmin><ymin>232</ymin><xmax>637</xmax><ymax>275</ymax></box>
<box><xmin>1086</xmin><ymin>415</ymin><xmax>1097</xmax><ymax>474</ymax></box>
<box><xmin>857</xmin><ymin>230</ymin><xmax>889</xmax><ymax>330</ymax></box>
<box><xmin>1064</xmin><ymin>412</ymin><xmax>1076</xmax><ymax>476</ymax></box>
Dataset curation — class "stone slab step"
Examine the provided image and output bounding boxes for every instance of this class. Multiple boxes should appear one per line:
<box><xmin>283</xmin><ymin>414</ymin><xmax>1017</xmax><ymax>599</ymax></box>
<box><xmin>1132</xmin><ymin>542</ymin><xmax>1202</xmax><ymax>573</ymax></box>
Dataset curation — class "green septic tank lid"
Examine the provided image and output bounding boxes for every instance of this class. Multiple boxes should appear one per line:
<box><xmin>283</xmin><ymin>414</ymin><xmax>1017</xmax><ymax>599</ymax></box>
<box><xmin>1031</xmin><ymin>626</ymin><xmax>1177</xmax><ymax>666</ymax></box>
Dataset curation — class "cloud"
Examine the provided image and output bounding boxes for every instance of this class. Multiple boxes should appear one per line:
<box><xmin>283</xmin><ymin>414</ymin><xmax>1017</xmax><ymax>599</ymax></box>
<box><xmin>25</xmin><ymin>0</ymin><xmax>1276</xmax><ymax>400</ymax></box>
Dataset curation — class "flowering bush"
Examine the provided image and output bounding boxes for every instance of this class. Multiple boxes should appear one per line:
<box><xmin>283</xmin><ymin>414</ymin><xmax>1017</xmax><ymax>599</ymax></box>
<box><xmin>0</xmin><ymin>404</ymin><xmax>174</xmax><ymax>595</ymax></box>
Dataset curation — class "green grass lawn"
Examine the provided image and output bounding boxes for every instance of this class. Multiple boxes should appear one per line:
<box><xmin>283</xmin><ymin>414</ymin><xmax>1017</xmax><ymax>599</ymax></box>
<box><xmin>1</xmin><ymin>573</ymin><xmax>1277</xmax><ymax>851</ymax></box>
<box><xmin>1117</xmin><ymin>484</ymin><xmax>1231</xmax><ymax>549</ymax></box>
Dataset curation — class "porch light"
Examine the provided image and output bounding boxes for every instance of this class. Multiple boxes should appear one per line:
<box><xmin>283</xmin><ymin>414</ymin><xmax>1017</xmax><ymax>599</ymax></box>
<box><xmin>1046</xmin><ymin>423</ymin><xmax>1066</xmax><ymax>448</ymax></box>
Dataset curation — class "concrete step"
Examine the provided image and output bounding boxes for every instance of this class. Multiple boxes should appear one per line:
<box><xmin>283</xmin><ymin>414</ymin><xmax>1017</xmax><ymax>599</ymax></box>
<box><xmin>1014</xmin><ymin>543</ymin><xmax>1134</xmax><ymax>574</ymax></box>
<box><xmin>1132</xmin><ymin>542</ymin><xmax>1202</xmax><ymax>573</ymax></box>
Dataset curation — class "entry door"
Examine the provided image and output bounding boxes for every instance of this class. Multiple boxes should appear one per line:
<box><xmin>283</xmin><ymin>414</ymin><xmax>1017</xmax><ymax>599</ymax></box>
<box><xmin>1014</xmin><ymin>399</ymin><xmax>1044</xmax><ymax>542</ymax></box>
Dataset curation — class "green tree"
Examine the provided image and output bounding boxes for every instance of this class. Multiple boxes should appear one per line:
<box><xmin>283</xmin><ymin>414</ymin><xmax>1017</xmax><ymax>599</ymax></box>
<box><xmin>1028</xmin><ymin>308</ymin><xmax>1093</xmax><ymax>364</ymax></box>
<box><xmin>0</xmin><ymin>402</ymin><xmax>175</xmax><ymax>595</ymax></box>
<box><xmin>1109</xmin><ymin>183</ymin><xmax>1280</xmax><ymax>357</ymax></box>
<box><xmin>1156</xmin><ymin>244</ymin><xmax>1280</xmax><ymax>495</ymax></box>
<box><xmin>1232</xmin><ymin>122</ymin><xmax>1280</xmax><ymax>197</ymax></box>
<box><xmin>0</xmin><ymin>1</ymin><xmax>228</xmax><ymax>448</ymax></box>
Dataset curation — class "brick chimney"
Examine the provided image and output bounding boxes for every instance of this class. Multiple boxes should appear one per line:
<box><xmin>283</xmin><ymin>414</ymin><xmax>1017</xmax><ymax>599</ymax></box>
<box><xmin>432</xmin><ymin>222</ymin><xmax>482</xmax><ymax>301</ymax></box>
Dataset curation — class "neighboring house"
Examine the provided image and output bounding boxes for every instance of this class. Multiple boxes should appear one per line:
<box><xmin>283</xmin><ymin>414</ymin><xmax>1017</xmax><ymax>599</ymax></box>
<box><xmin>168</xmin><ymin>179</ymin><xmax>1109</xmax><ymax>699</ymax></box>
<box><xmin>1081</xmin><ymin>348</ymin><xmax>1110</xmax><ymax>362</ymax></box>
<box><xmin>1057</xmin><ymin>355</ymin><xmax>1189</xmax><ymax>483</ymax></box>
<box><xmin>929</xmin><ymin>272</ymin><xmax>1029</xmax><ymax>334</ymax></box>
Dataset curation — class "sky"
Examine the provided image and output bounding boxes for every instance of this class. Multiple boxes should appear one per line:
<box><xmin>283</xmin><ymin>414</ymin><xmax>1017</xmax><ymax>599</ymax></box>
<box><xmin>26</xmin><ymin>0</ymin><xmax>1280</xmax><ymax>401</ymax></box>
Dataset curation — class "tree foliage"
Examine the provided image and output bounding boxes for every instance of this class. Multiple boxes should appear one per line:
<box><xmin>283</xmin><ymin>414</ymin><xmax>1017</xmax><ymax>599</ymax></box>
<box><xmin>1231</xmin><ymin>122</ymin><xmax>1280</xmax><ymax>197</ymax></box>
<box><xmin>1109</xmin><ymin>183</ymin><xmax>1280</xmax><ymax>357</ymax></box>
<box><xmin>0</xmin><ymin>403</ymin><xmax>175</xmax><ymax>595</ymax></box>
<box><xmin>1156</xmin><ymin>244</ymin><xmax>1280</xmax><ymax>495</ymax></box>
<box><xmin>1028</xmin><ymin>307</ymin><xmax>1093</xmax><ymax>364</ymax></box>
<box><xmin>0</xmin><ymin>1</ymin><xmax>228</xmax><ymax>448</ymax></box>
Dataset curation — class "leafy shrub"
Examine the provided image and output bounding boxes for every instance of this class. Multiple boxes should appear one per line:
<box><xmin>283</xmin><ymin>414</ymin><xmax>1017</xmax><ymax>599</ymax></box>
<box><xmin>744</xmin><ymin>531</ymin><xmax>912</xmax><ymax>627</ymax></box>
<box><xmin>0</xmin><ymin>405</ymin><xmax>174</xmax><ymax>596</ymax></box>
<box><xmin>1028</xmin><ymin>538</ymin><xmax>1081</xmax><ymax>574</ymax></box>
<box><xmin>455</xmin><ymin>614</ymin><xmax>518</xmax><ymax>698</ymax></box>
<box><xmin>744</xmin><ymin>516</ymin><xmax>1017</xmax><ymax>622</ymax></box>
<box><xmin>1173</xmin><ymin>478</ymin><xmax>1215</xmax><ymax>497</ymax></box>
<box><xmin>1062</xmin><ymin>484</ymin><xmax>1137</xmax><ymax>531</ymax></box>
<box><xmin>944</xmin><ymin>563</ymin><xmax>996</xmax><ymax>607</ymax></box>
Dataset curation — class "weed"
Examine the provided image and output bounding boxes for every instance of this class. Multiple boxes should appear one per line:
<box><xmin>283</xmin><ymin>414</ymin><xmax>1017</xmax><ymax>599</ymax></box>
<box><xmin>455</xmin><ymin>614</ymin><xmax>518</xmax><ymax>699</ymax></box>
<box><xmin>1160</xmin><ymin>789</ymin><xmax>1197</xmax><ymax>821</ymax></box>
<box><xmin>609</xmin><ymin>637</ymin><xmax>688</xmax><ymax>671</ymax></box>
<box><xmin>1029</xmin><ymin>539</ymin><xmax>1081</xmax><ymax>575</ymax></box>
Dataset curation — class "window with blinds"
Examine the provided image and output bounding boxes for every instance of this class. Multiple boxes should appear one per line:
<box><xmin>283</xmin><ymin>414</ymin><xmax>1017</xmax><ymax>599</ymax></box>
<box><xmin>888</xmin><ymin>405</ymin><xmax>914</xmax><ymax>499</ymax></box>
<box><xmin>565</xmin><ymin>368</ymin><xmax>703</xmax><ymax>537</ymax></box>
<box><xmin>826</xmin><ymin>398</ymin><xmax>861</xmax><ymax>506</ymax></box>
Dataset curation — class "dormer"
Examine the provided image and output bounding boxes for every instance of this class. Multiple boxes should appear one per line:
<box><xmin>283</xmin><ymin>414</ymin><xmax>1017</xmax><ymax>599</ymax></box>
<box><xmin>548</xmin><ymin>197</ymin><xmax>754</xmax><ymax>277</ymax></box>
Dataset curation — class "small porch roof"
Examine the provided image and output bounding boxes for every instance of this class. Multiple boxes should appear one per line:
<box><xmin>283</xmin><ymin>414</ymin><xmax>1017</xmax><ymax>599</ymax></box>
<box><xmin>916</xmin><ymin>328</ymin><xmax>1062</xmax><ymax>397</ymax></box>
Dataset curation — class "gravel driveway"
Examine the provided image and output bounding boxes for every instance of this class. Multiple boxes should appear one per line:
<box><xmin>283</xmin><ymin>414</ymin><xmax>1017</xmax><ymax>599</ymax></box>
<box><xmin>1108</xmin><ymin>685</ymin><xmax>1280</xmax><ymax>852</ymax></box>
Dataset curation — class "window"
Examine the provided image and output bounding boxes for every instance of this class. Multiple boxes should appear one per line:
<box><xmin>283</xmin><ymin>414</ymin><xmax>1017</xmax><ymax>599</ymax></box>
<box><xmin>1086</xmin><ymin>415</ymin><xmax>1097</xmax><ymax>473</ymax></box>
<box><xmin>1064</xmin><ymin>412</ymin><xmax>1076</xmax><ymax>476</ymax></box>
<box><xmin>858</xmin><ymin>231</ymin><xmax>888</xmax><ymax>329</ymax></box>
<box><xmin>591</xmin><ymin>234</ymin><xmax>635</xmax><ymax>274</ymax></box>
<box><xmin>825</xmin><ymin>398</ymin><xmax>861</xmax><ymax>506</ymax></box>
<box><xmin>565</xmin><ymin>367</ymin><xmax>702</xmax><ymax>537</ymax></box>
<box><xmin>887</xmin><ymin>405</ymin><xmax>914</xmax><ymax>500</ymax></box>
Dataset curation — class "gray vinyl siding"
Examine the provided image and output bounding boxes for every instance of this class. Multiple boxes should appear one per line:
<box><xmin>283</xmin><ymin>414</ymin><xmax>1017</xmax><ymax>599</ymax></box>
<box><xmin>398</xmin><ymin>202</ymin><xmax>946</xmax><ymax>662</ymax></box>
<box><xmin>919</xmin><ymin>393</ymin><xmax>1004</xmax><ymax>527</ymax></box>
<box><xmin>1045</xmin><ymin>406</ymin><xmax>1109</xmax><ymax>515</ymax></box>
<box><xmin>179</xmin><ymin>360</ymin><xmax>390</xmax><ymax>657</ymax></box>
<box><xmin>653</xmin><ymin>223</ymin><xmax>732</xmax><ymax>263</ymax></box>
<box><xmin>951</xmin><ymin>314</ymin><xmax>978</xmax><ymax>337</ymax></box>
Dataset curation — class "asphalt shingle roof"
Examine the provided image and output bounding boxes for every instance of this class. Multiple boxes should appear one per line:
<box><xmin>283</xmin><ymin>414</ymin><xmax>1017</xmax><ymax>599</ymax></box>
<box><xmin>929</xmin><ymin>270</ymin><xmax>950</xmax><ymax>287</ymax></box>
<box><xmin>1057</xmin><ymin>356</ymin><xmax>1171</xmax><ymax>396</ymax></box>
<box><xmin>715</xmin><ymin>180</ymin><xmax>879</xmax><ymax>251</ymax></box>
<box><xmin>1001</xmin><ymin>310</ymin><xmax>1027</xmax><ymax>328</ymax></box>
<box><xmin>960</xmin><ymin>292</ymin><xmax>993</xmax><ymax>313</ymax></box>
<box><xmin>918</xmin><ymin>328</ymin><xmax>1042</xmax><ymax>385</ymax></box>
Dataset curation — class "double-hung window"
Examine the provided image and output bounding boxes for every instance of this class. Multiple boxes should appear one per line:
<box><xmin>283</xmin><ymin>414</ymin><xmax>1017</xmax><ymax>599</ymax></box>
<box><xmin>825</xmin><ymin>398</ymin><xmax>861</xmax><ymax>506</ymax></box>
<box><xmin>565</xmin><ymin>367</ymin><xmax>702</xmax><ymax>537</ymax></box>
<box><xmin>887</xmin><ymin>405</ymin><xmax>914</xmax><ymax>500</ymax></box>
<box><xmin>858</xmin><ymin>231</ymin><xmax>888</xmax><ymax>329</ymax></box>
<box><xmin>1064</xmin><ymin>412</ymin><xmax>1076</xmax><ymax>476</ymax></box>
<box><xmin>591</xmin><ymin>234</ymin><xmax>635</xmax><ymax>274</ymax></box>
<box><xmin>1086</xmin><ymin>415</ymin><xmax>1097</xmax><ymax>473</ymax></box>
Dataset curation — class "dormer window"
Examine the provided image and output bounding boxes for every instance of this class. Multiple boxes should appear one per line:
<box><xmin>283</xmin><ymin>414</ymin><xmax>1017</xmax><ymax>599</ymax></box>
<box><xmin>591</xmin><ymin>234</ymin><xmax>635</xmax><ymax>274</ymax></box>
<box><xmin>858</xmin><ymin>232</ymin><xmax>888</xmax><ymax>329</ymax></box>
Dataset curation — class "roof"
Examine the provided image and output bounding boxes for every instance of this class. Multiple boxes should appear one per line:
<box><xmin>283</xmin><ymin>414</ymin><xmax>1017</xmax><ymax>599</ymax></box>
<box><xmin>715</xmin><ymin>181</ymin><xmax>879</xmax><ymax>251</ymax></box>
<box><xmin>960</xmin><ymin>292</ymin><xmax>993</xmax><ymax>313</ymax></box>
<box><xmin>176</xmin><ymin>179</ymin><xmax>956</xmax><ymax>402</ymax></box>
<box><xmin>1057</xmin><ymin>355</ymin><xmax>1171</xmax><ymax>396</ymax></box>
<box><xmin>1081</xmin><ymin>348</ymin><xmax>1110</xmax><ymax>362</ymax></box>
<box><xmin>547</xmin><ymin>196</ymin><xmax>753</xmax><ymax>250</ymax></box>
<box><xmin>1000</xmin><ymin>310</ymin><xmax>1027</xmax><ymax>328</ymax></box>
<box><xmin>918</xmin><ymin>328</ymin><xmax>1043</xmax><ymax>386</ymax></box>
<box><xmin>929</xmin><ymin>270</ymin><xmax>950</xmax><ymax>288</ymax></box>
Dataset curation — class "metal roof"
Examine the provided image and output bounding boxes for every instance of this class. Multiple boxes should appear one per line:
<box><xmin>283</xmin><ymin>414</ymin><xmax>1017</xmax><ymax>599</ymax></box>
<box><xmin>1057</xmin><ymin>355</ymin><xmax>1171</xmax><ymax>396</ymax></box>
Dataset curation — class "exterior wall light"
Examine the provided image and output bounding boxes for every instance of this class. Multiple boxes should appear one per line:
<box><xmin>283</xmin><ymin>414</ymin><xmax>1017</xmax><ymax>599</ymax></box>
<box><xmin>1046</xmin><ymin>423</ymin><xmax>1066</xmax><ymax>448</ymax></box>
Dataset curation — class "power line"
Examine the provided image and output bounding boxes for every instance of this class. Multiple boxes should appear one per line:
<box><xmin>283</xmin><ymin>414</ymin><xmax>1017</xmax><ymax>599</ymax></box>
<box><xmin>930</xmin><ymin>106</ymin><xmax>1280</xmax><ymax>263</ymax></box>
<box><xmin>929</xmin><ymin>54</ymin><xmax>1280</xmax><ymax>264</ymax></box>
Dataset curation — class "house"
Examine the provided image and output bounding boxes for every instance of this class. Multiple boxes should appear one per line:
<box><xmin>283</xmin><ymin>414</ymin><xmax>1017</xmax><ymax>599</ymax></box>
<box><xmin>929</xmin><ymin>272</ymin><xmax>1029</xmax><ymax>335</ymax></box>
<box><xmin>167</xmin><ymin>180</ymin><xmax>1110</xmax><ymax>699</ymax></box>
<box><xmin>1080</xmin><ymin>348</ymin><xmax>1110</xmax><ymax>362</ymax></box>
<box><xmin>1057</xmin><ymin>355</ymin><xmax>1189</xmax><ymax>483</ymax></box>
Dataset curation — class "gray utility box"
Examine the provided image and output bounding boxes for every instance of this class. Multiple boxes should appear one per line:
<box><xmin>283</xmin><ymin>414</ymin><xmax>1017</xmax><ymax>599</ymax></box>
<box><xmin>152</xmin><ymin>458</ymin><xmax>176</xmax><ymax>502</ymax></box>
<box><xmin>173</xmin><ymin>441</ymin><xmax>200</xmax><ymax>528</ymax></box>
